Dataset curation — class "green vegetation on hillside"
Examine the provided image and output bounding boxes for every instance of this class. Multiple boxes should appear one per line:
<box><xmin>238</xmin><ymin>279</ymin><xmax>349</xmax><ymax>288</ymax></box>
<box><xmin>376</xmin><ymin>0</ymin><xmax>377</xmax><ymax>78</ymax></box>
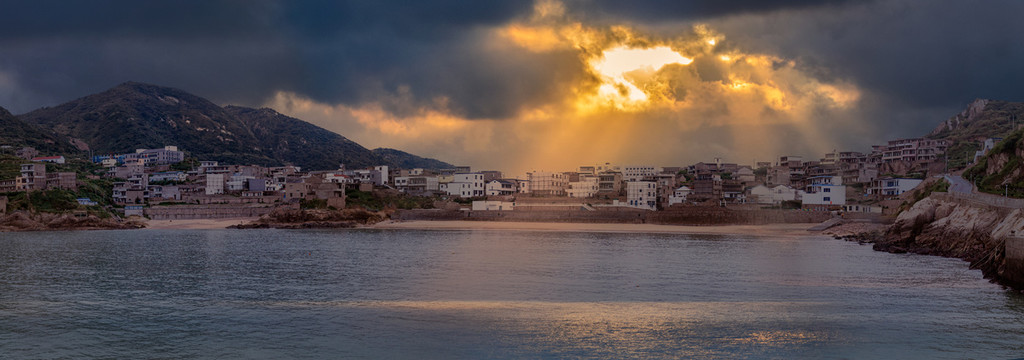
<box><xmin>964</xmin><ymin>127</ymin><xmax>1024</xmax><ymax>198</ymax></box>
<box><xmin>930</xmin><ymin>100</ymin><xmax>1024</xmax><ymax>171</ymax></box>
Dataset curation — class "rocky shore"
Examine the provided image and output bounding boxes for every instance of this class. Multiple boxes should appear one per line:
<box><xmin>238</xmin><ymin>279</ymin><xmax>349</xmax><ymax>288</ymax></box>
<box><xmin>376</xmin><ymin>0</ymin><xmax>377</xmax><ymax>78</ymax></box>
<box><xmin>867</xmin><ymin>195</ymin><xmax>1024</xmax><ymax>289</ymax></box>
<box><xmin>229</xmin><ymin>208</ymin><xmax>388</xmax><ymax>229</ymax></box>
<box><xmin>0</xmin><ymin>211</ymin><xmax>146</xmax><ymax>231</ymax></box>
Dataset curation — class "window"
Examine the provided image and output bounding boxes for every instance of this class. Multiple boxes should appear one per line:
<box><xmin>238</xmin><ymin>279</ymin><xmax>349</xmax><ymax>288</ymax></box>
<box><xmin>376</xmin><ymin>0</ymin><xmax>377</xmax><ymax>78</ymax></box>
<box><xmin>824</xmin><ymin>188</ymin><xmax>830</xmax><ymax>193</ymax></box>
<box><xmin>823</xmin><ymin>197</ymin><xmax>831</xmax><ymax>202</ymax></box>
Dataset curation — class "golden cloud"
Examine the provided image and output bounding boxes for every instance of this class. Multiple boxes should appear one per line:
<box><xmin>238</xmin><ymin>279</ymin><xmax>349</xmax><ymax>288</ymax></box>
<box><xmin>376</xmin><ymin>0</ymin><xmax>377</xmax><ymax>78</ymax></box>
<box><xmin>266</xmin><ymin>0</ymin><xmax>868</xmax><ymax>176</ymax></box>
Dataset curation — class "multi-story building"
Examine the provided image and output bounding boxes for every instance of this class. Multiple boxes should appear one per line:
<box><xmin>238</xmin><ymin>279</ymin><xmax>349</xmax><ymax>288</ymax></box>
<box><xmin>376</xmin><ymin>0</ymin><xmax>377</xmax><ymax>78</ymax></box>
<box><xmin>527</xmin><ymin>171</ymin><xmax>567</xmax><ymax>196</ymax></box>
<box><xmin>597</xmin><ymin>172</ymin><xmax>622</xmax><ymax>194</ymax></box>
<box><xmin>626</xmin><ymin>181</ymin><xmax>657</xmax><ymax>210</ymax></box>
<box><xmin>881</xmin><ymin>138</ymin><xmax>949</xmax><ymax>163</ymax></box>
<box><xmin>667</xmin><ymin>186</ymin><xmax>691</xmax><ymax>206</ymax></box>
<box><xmin>205</xmin><ymin>173</ymin><xmax>225</xmax><ymax>195</ymax></box>
<box><xmin>567</xmin><ymin>178</ymin><xmax>599</xmax><ymax>198</ymax></box>
<box><xmin>622</xmin><ymin>165</ymin><xmax>659</xmax><ymax>182</ymax></box>
<box><xmin>16</xmin><ymin>163</ymin><xmax>46</xmax><ymax>191</ymax></box>
<box><xmin>442</xmin><ymin>173</ymin><xmax>485</xmax><ymax>198</ymax></box>
<box><xmin>802</xmin><ymin>176</ymin><xmax>845</xmax><ymax>209</ymax></box>
<box><xmin>868</xmin><ymin>177</ymin><xmax>923</xmax><ymax>198</ymax></box>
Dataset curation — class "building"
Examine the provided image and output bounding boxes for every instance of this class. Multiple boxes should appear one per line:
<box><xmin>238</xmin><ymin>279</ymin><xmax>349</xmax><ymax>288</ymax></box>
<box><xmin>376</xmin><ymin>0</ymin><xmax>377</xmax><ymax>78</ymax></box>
<box><xmin>974</xmin><ymin>138</ymin><xmax>1003</xmax><ymax>164</ymax></box>
<box><xmin>597</xmin><ymin>172</ymin><xmax>622</xmax><ymax>195</ymax></box>
<box><xmin>749</xmin><ymin>185</ymin><xmax>803</xmax><ymax>205</ymax></box>
<box><xmin>205</xmin><ymin>173</ymin><xmax>225</xmax><ymax>195</ymax></box>
<box><xmin>567</xmin><ymin>178</ymin><xmax>599</xmax><ymax>198</ymax></box>
<box><xmin>31</xmin><ymin>156</ymin><xmax>65</xmax><ymax>164</ymax></box>
<box><xmin>16</xmin><ymin>163</ymin><xmax>46</xmax><ymax>191</ymax></box>
<box><xmin>802</xmin><ymin>176</ymin><xmax>845</xmax><ymax>209</ymax></box>
<box><xmin>486</xmin><ymin>179</ymin><xmax>517</xmax><ymax>196</ymax></box>
<box><xmin>626</xmin><ymin>181</ymin><xmax>657</xmax><ymax>210</ymax></box>
<box><xmin>667</xmin><ymin>186</ymin><xmax>691</xmax><ymax>206</ymax></box>
<box><xmin>527</xmin><ymin>171</ymin><xmax>567</xmax><ymax>196</ymax></box>
<box><xmin>622</xmin><ymin>165</ymin><xmax>658</xmax><ymax>182</ymax></box>
<box><xmin>442</xmin><ymin>173</ymin><xmax>485</xmax><ymax>198</ymax></box>
<box><xmin>881</xmin><ymin>138</ymin><xmax>949</xmax><ymax>163</ymax></box>
<box><xmin>868</xmin><ymin>177</ymin><xmax>924</xmax><ymax>197</ymax></box>
<box><xmin>93</xmin><ymin>146</ymin><xmax>185</xmax><ymax>166</ymax></box>
<box><xmin>150</xmin><ymin>171</ymin><xmax>187</xmax><ymax>183</ymax></box>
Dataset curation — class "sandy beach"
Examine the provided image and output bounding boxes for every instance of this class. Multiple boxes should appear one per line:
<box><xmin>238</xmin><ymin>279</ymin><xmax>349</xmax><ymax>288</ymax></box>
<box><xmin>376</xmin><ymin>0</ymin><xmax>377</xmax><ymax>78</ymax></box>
<box><xmin>372</xmin><ymin>220</ymin><xmax>818</xmax><ymax>236</ymax></box>
<box><xmin>145</xmin><ymin>218</ymin><xmax>257</xmax><ymax>230</ymax></box>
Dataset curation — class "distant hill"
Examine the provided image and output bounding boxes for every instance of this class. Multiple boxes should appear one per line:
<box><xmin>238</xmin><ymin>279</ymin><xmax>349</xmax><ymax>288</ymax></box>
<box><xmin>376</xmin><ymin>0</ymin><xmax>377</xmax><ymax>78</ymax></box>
<box><xmin>0</xmin><ymin>106</ymin><xmax>78</xmax><ymax>155</ymax></box>
<box><xmin>372</xmin><ymin>147</ymin><xmax>453</xmax><ymax>170</ymax></box>
<box><xmin>927</xmin><ymin>99</ymin><xmax>1024</xmax><ymax>169</ymax></box>
<box><xmin>16</xmin><ymin>82</ymin><xmax>451</xmax><ymax>170</ymax></box>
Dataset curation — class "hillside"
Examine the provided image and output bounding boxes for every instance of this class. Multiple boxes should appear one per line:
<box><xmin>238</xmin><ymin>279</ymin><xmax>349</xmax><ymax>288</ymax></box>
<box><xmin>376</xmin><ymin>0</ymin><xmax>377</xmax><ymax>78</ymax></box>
<box><xmin>16</xmin><ymin>82</ymin><xmax>451</xmax><ymax>170</ymax></box>
<box><xmin>0</xmin><ymin>106</ymin><xmax>78</xmax><ymax>155</ymax></box>
<box><xmin>965</xmin><ymin>125</ymin><xmax>1024</xmax><ymax>198</ymax></box>
<box><xmin>928</xmin><ymin>99</ymin><xmax>1024</xmax><ymax>169</ymax></box>
<box><xmin>372</xmin><ymin>148</ymin><xmax>453</xmax><ymax>170</ymax></box>
<box><xmin>223</xmin><ymin>106</ymin><xmax>381</xmax><ymax>170</ymax></box>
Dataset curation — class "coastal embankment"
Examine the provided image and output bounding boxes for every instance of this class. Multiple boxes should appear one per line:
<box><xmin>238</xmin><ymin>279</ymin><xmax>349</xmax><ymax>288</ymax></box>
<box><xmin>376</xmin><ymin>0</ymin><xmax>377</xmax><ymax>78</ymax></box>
<box><xmin>0</xmin><ymin>211</ymin><xmax>144</xmax><ymax>231</ymax></box>
<box><xmin>874</xmin><ymin>191</ymin><xmax>1024</xmax><ymax>288</ymax></box>
<box><xmin>393</xmin><ymin>207</ymin><xmax>833</xmax><ymax>225</ymax></box>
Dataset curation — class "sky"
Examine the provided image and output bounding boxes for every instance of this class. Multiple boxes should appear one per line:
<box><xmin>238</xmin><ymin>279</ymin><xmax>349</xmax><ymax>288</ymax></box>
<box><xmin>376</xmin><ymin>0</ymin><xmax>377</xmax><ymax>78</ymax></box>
<box><xmin>2</xmin><ymin>0</ymin><xmax>1023</xmax><ymax>175</ymax></box>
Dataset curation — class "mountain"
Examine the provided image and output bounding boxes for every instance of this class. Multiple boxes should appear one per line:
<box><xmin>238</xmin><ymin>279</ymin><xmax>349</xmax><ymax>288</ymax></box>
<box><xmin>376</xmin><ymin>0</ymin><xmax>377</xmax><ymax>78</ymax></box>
<box><xmin>17</xmin><ymin>82</ymin><xmax>452</xmax><ymax>170</ymax></box>
<box><xmin>927</xmin><ymin>99</ymin><xmax>1024</xmax><ymax>169</ymax></box>
<box><xmin>372</xmin><ymin>147</ymin><xmax>453</xmax><ymax>170</ymax></box>
<box><xmin>223</xmin><ymin>105</ymin><xmax>381</xmax><ymax>170</ymax></box>
<box><xmin>0</xmin><ymin>106</ymin><xmax>77</xmax><ymax>154</ymax></box>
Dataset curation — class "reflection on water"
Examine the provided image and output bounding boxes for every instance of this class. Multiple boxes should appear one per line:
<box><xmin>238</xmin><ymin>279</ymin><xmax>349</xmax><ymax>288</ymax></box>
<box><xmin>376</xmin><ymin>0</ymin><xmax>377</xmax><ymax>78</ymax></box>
<box><xmin>1</xmin><ymin>229</ymin><xmax>1023</xmax><ymax>359</ymax></box>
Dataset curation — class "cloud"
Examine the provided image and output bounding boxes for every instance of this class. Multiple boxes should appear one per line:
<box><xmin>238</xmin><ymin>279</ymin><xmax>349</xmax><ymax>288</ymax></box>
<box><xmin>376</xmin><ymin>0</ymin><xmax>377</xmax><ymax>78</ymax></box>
<box><xmin>2</xmin><ymin>0</ymin><xmax>1024</xmax><ymax>174</ymax></box>
<box><xmin>263</xmin><ymin>0</ymin><xmax>869</xmax><ymax>175</ymax></box>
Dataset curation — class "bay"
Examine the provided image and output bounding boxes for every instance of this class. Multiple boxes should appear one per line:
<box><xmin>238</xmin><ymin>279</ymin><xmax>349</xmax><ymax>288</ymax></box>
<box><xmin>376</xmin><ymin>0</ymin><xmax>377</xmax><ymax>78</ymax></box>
<box><xmin>1</xmin><ymin>229</ymin><xmax>1022</xmax><ymax>359</ymax></box>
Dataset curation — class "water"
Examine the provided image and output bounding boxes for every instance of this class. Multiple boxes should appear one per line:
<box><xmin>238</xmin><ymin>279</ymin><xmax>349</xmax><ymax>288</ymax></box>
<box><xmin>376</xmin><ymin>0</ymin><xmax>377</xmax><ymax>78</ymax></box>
<box><xmin>1</xmin><ymin>229</ymin><xmax>1022</xmax><ymax>359</ymax></box>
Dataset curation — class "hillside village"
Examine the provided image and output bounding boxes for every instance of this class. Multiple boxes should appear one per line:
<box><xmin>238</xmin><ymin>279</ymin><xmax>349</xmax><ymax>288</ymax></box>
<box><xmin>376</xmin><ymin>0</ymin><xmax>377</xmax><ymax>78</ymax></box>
<box><xmin>0</xmin><ymin>131</ymin><xmax>1001</xmax><ymax>221</ymax></box>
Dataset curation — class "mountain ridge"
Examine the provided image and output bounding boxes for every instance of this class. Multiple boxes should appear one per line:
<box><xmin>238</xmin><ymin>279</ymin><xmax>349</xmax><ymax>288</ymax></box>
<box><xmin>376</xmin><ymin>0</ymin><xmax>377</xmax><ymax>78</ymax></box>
<box><xmin>15</xmin><ymin>82</ymin><xmax>452</xmax><ymax>170</ymax></box>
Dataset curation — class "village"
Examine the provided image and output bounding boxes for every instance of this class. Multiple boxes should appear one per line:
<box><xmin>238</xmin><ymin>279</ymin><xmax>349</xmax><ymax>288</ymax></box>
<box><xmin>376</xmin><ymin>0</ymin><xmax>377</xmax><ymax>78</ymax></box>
<box><xmin>2</xmin><ymin>133</ymin><xmax>1002</xmax><ymax>222</ymax></box>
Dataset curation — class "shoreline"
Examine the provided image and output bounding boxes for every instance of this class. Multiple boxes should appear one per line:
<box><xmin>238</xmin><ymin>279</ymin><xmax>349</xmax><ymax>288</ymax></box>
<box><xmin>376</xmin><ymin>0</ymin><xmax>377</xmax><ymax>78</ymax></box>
<box><xmin>145</xmin><ymin>218</ymin><xmax>257</xmax><ymax>230</ymax></box>
<box><xmin>370</xmin><ymin>220</ymin><xmax>818</xmax><ymax>236</ymax></box>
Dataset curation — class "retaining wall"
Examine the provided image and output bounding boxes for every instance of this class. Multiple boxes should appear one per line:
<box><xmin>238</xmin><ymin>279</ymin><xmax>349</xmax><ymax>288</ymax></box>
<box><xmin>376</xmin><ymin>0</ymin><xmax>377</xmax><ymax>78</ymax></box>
<box><xmin>144</xmin><ymin>205</ymin><xmax>276</xmax><ymax>220</ymax></box>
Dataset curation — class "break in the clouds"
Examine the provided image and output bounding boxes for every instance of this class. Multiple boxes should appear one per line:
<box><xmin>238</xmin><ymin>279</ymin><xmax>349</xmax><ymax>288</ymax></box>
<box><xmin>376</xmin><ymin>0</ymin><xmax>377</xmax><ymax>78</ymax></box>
<box><xmin>2</xmin><ymin>0</ymin><xmax>1023</xmax><ymax>174</ymax></box>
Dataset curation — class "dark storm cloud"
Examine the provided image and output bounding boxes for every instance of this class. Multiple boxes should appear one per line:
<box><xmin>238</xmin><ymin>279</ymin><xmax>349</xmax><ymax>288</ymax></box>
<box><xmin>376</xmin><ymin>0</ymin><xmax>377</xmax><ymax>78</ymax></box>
<box><xmin>2</xmin><ymin>0</ymin><xmax>1023</xmax><ymax>141</ymax></box>
<box><xmin>0</xmin><ymin>0</ymin><xmax>539</xmax><ymax>116</ymax></box>
<box><xmin>700</xmin><ymin>0</ymin><xmax>1024</xmax><ymax>138</ymax></box>
<box><xmin>563</xmin><ymin>0</ymin><xmax>856</xmax><ymax>22</ymax></box>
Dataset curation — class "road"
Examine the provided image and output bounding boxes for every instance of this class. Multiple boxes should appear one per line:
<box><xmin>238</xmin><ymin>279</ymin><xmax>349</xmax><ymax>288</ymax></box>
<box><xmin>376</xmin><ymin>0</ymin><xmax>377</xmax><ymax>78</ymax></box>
<box><xmin>945</xmin><ymin>174</ymin><xmax>973</xmax><ymax>194</ymax></box>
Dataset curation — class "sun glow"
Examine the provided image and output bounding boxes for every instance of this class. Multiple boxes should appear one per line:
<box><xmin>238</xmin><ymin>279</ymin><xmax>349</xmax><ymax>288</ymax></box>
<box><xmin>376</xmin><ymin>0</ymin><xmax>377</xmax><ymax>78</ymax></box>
<box><xmin>588</xmin><ymin>46</ymin><xmax>693</xmax><ymax>109</ymax></box>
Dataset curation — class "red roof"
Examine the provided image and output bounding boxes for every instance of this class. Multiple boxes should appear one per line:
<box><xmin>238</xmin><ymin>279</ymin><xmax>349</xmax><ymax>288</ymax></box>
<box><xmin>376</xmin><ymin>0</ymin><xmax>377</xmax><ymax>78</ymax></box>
<box><xmin>32</xmin><ymin>156</ymin><xmax>63</xmax><ymax>160</ymax></box>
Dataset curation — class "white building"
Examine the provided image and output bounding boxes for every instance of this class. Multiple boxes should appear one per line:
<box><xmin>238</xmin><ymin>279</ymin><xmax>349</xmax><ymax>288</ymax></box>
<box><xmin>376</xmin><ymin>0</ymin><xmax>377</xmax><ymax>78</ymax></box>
<box><xmin>868</xmin><ymin>178</ymin><xmax>923</xmax><ymax>197</ymax></box>
<box><xmin>622</xmin><ymin>165</ymin><xmax>659</xmax><ymax>182</ymax></box>
<box><xmin>443</xmin><ymin>173</ymin><xmax>485</xmax><ymax>197</ymax></box>
<box><xmin>626</xmin><ymin>181</ymin><xmax>658</xmax><ymax>210</ymax></box>
<box><xmin>205</xmin><ymin>173</ymin><xmax>225</xmax><ymax>195</ymax></box>
<box><xmin>567</xmin><ymin>178</ymin><xmax>599</xmax><ymax>198</ymax></box>
<box><xmin>802</xmin><ymin>176</ymin><xmax>845</xmax><ymax>207</ymax></box>
<box><xmin>486</xmin><ymin>179</ymin><xmax>517</xmax><ymax>196</ymax></box>
<box><xmin>667</xmin><ymin>185</ymin><xmax>691</xmax><ymax>206</ymax></box>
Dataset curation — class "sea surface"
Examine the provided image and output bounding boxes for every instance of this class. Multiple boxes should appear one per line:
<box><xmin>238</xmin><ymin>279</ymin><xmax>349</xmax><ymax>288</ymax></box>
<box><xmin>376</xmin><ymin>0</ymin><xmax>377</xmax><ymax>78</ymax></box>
<box><xmin>1</xmin><ymin>228</ymin><xmax>1023</xmax><ymax>359</ymax></box>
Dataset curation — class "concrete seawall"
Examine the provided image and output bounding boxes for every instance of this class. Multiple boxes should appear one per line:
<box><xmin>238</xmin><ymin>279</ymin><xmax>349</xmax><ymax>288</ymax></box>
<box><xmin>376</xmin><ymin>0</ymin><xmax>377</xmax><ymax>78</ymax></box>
<box><xmin>395</xmin><ymin>208</ymin><xmax>832</xmax><ymax>225</ymax></box>
<box><xmin>144</xmin><ymin>205</ymin><xmax>276</xmax><ymax>220</ymax></box>
<box><xmin>1005</xmin><ymin>236</ymin><xmax>1024</xmax><ymax>288</ymax></box>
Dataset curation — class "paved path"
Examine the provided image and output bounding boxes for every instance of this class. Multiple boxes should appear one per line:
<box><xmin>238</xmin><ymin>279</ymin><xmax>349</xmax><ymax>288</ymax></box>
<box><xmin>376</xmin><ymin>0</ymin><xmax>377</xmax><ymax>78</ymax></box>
<box><xmin>945</xmin><ymin>174</ymin><xmax>973</xmax><ymax>194</ymax></box>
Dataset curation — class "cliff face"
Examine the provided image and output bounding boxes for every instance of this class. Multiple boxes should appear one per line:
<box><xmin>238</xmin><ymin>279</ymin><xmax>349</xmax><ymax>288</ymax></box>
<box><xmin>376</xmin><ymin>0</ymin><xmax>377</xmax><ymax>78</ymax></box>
<box><xmin>878</xmin><ymin>194</ymin><xmax>1024</xmax><ymax>288</ymax></box>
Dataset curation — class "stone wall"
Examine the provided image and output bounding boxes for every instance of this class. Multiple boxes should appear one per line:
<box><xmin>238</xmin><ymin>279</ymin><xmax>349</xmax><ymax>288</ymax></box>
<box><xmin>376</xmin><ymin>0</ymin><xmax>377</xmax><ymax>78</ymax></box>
<box><xmin>394</xmin><ymin>207</ymin><xmax>832</xmax><ymax>225</ymax></box>
<box><xmin>0</xmin><ymin>196</ymin><xmax>7</xmax><ymax>214</ymax></box>
<box><xmin>145</xmin><ymin>204</ymin><xmax>277</xmax><ymax>220</ymax></box>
